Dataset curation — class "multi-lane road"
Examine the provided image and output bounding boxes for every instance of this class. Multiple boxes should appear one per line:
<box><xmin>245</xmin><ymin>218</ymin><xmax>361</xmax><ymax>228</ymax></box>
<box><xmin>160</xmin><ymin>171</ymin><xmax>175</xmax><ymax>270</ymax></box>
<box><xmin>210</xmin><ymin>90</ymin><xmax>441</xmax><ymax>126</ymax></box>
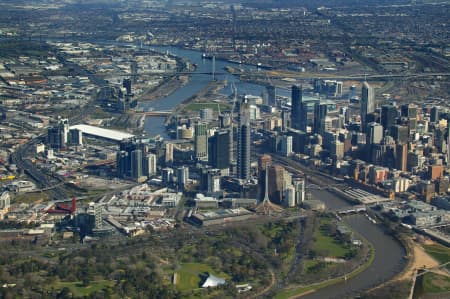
<box><xmin>10</xmin><ymin>52</ymin><xmax>107</xmax><ymax>199</ymax></box>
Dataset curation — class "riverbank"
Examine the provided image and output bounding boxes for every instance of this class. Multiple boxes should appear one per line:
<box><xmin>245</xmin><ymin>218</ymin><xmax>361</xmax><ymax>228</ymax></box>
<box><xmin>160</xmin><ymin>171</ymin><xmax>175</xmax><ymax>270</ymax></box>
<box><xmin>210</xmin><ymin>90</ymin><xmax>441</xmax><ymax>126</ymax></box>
<box><xmin>173</xmin><ymin>79</ymin><xmax>229</xmax><ymax>114</ymax></box>
<box><xmin>137</xmin><ymin>75</ymin><xmax>189</xmax><ymax>103</ymax></box>
<box><xmin>275</xmin><ymin>220</ymin><xmax>376</xmax><ymax>299</ymax></box>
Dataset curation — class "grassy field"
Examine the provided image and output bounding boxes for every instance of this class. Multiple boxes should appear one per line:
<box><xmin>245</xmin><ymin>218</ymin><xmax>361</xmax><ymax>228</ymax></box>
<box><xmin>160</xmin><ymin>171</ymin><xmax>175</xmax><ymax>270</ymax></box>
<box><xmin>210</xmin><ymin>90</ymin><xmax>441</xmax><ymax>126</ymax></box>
<box><xmin>275</xmin><ymin>219</ymin><xmax>375</xmax><ymax>299</ymax></box>
<box><xmin>175</xmin><ymin>262</ymin><xmax>229</xmax><ymax>292</ymax></box>
<box><xmin>421</xmin><ymin>272</ymin><xmax>450</xmax><ymax>294</ymax></box>
<box><xmin>423</xmin><ymin>243</ymin><xmax>450</xmax><ymax>270</ymax></box>
<box><xmin>52</xmin><ymin>280</ymin><xmax>115</xmax><ymax>297</ymax></box>
<box><xmin>13</xmin><ymin>192</ymin><xmax>49</xmax><ymax>204</ymax></box>
<box><xmin>275</xmin><ymin>243</ymin><xmax>375</xmax><ymax>299</ymax></box>
<box><xmin>312</xmin><ymin>219</ymin><xmax>351</xmax><ymax>258</ymax></box>
<box><xmin>184</xmin><ymin>102</ymin><xmax>230</xmax><ymax>112</ymax></box>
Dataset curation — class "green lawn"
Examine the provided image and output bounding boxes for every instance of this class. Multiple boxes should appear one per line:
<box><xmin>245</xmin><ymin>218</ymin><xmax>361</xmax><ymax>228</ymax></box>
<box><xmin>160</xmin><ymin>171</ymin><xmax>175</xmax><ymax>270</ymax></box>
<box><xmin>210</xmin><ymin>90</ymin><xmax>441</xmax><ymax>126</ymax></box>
<box><xmin>423</xmin><ymin>243</ymin><xmax>450</xmax><ymax>270</ymax></box>
<box><xmin>175</xmin><ymin>262</ymin><xmax>229</xmax><ymax>292</ymax></box>
<box><xmin>312</xmin><ymin>220</ymin><xmax>351</xmax><ymax>258</ymax></box>
<box><xmin>184</xmin><ymin>102</ymin><xmax>230</xmax><ymax>112</ymax></box>
<box><xmin>304</xmin><ymin>259</ymin><xmax>321</xmax><ymax>272</ymax></box>
<box><xmin>52</xmin><ymin>280</ymin><xmax>115</xmax><ymax>297</ymax></box>
<box><xmin>422</xmin><ymin>272</ymin><xmax>450</xmax><ymax>293</ymax></box>
<box><xmin>275</xmin><ymin>243</ymin><xmax>375</xmax><ymax>299</ymax></box>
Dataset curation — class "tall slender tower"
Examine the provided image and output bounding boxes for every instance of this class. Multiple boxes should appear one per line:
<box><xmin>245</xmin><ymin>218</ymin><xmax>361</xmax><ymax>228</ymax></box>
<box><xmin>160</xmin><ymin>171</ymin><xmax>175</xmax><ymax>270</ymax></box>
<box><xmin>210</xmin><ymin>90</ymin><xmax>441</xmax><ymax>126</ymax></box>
<box><xmin>291</xmin><ymin>85</ymin><xmax>303</xmax><ymax>130</ymax></box>
<box><xmin>230</xmin><ymin>83</ymin><xmax>238</xmax><ymax>165</ymax></box>
<box><xmin>360</xmin><ymin>81</ymin><xmax>375</xmax><ymax>132</ymax></box>
<box><xmin>447</xmin><ymin>122</ymin><xmax>450</xmax><ymax>167</ymax></box>
<box><xmin>194</xmin><ymin>122</ymin><xmax>208</xmax><ymax>161</ymax></box>
<box><xmin>237</xmin><ymin>97</ymin><xmax>251</xmax><ymax>179</ymax></box>
<box><xmin>231</xmin><ymin>5</ymin><xmax>237</xmax><ymax>49</ymax></box>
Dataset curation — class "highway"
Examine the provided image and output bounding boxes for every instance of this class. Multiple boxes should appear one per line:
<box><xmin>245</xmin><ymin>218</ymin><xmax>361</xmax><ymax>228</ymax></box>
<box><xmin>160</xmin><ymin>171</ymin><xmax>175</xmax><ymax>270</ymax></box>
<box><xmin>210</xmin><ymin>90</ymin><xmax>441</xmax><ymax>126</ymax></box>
<box><xmin>10</xmin><ymin>52</ymin><xmax>106</xmax><ymax>199</ymax></box>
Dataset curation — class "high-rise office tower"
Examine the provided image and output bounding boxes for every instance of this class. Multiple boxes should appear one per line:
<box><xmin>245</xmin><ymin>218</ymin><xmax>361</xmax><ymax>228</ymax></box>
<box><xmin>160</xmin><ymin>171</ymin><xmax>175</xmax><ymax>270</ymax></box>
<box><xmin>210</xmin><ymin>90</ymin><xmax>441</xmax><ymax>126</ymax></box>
<box><xmin>381</xmin><ymin>104</ymin><xmax>398</xmax><ymax>134</ymax></box>
<box><xmin>194</xmin><ymin>122</ymin><xmax>208</xmax><ymax>161</ymax></box>
<box><xmin>430</xmin><ymin>107</ymin><xmax>440</xmax><ymax>123</ymax></box>
<box><xmin>161</xmin><ymin>168</ymin><xmax>174</xmax><ymax>184</ymax></box>
<box><xmin>368</xmin><ymin>122</ymin><xmax>383</xmax><ymax>144</ymax></box>
<box><xmin>281</xmin><ymin>110</ymin><xmax>291</xmax><ymax>131</ymax></box>
<box><xmin>447</xmin><ymin>122</ymin><xmax>450</xmax><ymax>167</ymax></box>
<box><xmin>208</xmin><ymin>129</ymin><xmax>231</xmax><ymax>170</ymax></box>
<box><xmin>360</xmin><ymin>82</ymin><xmax>375</xmax><ymax>132</ymax></box>
<box><xmin>218</xmin><ymin>111</ymin><xmax>234</xmax><ymax>166</ymax></box>
<box><xmin>391</xmin><ymin>125</ymin><xmax>409</xmax><ymax>144</ymax></box>
<box><xmin>116</xmin><ymin>151</ymin><xmax>128</xmax><ymax>178</ymax></box>
<box><xmin>123</xmin><ymin>78</ymin><xmax>132</xmax><ymax>95</ymax></box>
<box><xmin>47</xmin><ymin>118</ymin><xmax>69</xmax><ymax>150</ymax></box>
<box><xmin>281</xmin><ymin>135</ymin><xmax>293</xmax><ymax>156</ymax></box>
<box><xmin>237</xmin><ymin>98</ymin><xmax>251</xmax><ymax>179</ymax></box>
<box><xmin>291</xmin><ymin>85</ymin><xmax>304</xmax><ymax>130</ymax></box>
<box><xmin>268</xmin><ymin>165</ymin><xmax>285</xmax><ymax>204</ymax></box>
<box><xmin>131</xmin><ymin>149</ymin><xmax>143</xmax><ymax>179</ymax></box>
<box><xmin>401</xmin><ymin>103</ymin><xmax>417</xmax><ymax>119</ymax></box>
<box><xmin>314</xmin><ymin>103</ymin><xmax>329</xmax><ymax>134</ymax></box>
<box><xmin>396</xmin><ymin>143</ymin><xmax>408</xmax><ymax>171</ymax></box>
<box><xmin>68</xmin><ymin>128</ymin><xmax>83</xmax><ymax>146</ymax></box>
<box><xmin>144</xmin><ymin>153</ymin><xmax>157</xmax><ymax>177</ymax></box>
<box><xmin>219</xmin><ymin>112</ymin><xmax>231</xmax><ymax>128</ymax></box>
<box><xmin>294</xmin><ymin>179</ymin><xmax>305</xmax><ymax>204</ymax></box>
<box><xmin>116</xmin><ymin>138</ymin><xmax>149</xmax><ymax>180</ymax></box>
<box><xmin>165</xmin><ymin>142</ymin><xmax>174</xmax><ymax>164</ymax></box>
<box><xmin>176</xmin><ymin>166</ymin><xmax>189</xmax><ymax>189</ymax></box>
<box><xmin>266</xmin><ymin>85</ymin><xmax>276</xmax><ymax>106</ymax></box>
<box><xmin>47</xmin><ymin>126</ymin><xmax>65</xmax><ymax>150</ymax></box>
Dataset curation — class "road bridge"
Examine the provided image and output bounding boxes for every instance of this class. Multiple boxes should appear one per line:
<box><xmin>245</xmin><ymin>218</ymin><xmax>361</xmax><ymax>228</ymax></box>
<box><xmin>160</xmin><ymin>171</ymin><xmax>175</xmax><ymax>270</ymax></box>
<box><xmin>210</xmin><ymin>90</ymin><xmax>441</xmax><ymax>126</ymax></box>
<box><xmin>135</xmin><ymin>111</ymin><xmax>172</xmax><ymax>116</ymax></box>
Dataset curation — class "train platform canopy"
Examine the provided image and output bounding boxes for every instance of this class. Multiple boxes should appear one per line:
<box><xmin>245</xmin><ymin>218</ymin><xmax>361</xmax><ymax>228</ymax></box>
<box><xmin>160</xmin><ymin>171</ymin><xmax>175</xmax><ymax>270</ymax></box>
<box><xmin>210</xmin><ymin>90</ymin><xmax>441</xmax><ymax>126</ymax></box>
<box><xmin>69</xmin><ymin>124</ymin><xmax>134</xmax><ymax>142</ymax></box>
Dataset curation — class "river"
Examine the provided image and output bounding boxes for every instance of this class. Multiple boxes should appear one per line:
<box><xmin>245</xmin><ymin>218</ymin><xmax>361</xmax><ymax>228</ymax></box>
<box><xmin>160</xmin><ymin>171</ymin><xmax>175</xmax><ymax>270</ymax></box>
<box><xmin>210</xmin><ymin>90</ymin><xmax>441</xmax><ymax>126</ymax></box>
<box><xmin>302</xmin><ymin>189</ymin><xmax>406</xmax><ymax>299</ymax></box>
<box><xmin>142</xmin><ymin>46</ymin><xmax>407</xmax><ymax>298</ymax></box>
<box><xmin>140</xmin><ymin>46</ymin><xmax>301</xmax><ymax>138</ymax></box>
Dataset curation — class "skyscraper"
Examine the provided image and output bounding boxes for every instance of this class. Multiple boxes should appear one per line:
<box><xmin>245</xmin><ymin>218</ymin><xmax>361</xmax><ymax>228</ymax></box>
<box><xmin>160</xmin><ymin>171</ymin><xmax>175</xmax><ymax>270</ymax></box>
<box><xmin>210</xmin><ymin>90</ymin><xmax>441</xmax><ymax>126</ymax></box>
<box><xmin>281</xmin><ymin>135</ymin><xmax>293</xmax><ymax>156</ymax></box>
<box><xmin>123</xmin><ymin>78</ymin><xmax>132</xmax><ymax>95</ymax></box>
<box><xmin>360</xmin><ymin>82</ymin><xmax>375</xmax><ymax>132</ymax></box>
<box><xmin>208</xmin><ymin>129</ymin><xmax>231</xmax><ymax>170</ymax></box>
<box><xmin>266</xmin><ymin>85</ymin><xmax>276</xmax><ymax>106</ymax></box>
<box><xmin>291</xmin><ymin>85</ymin><xmax>304</xmax><ymax>130</ymax></box>
<box><xmin>116</xmin><ymin>138</ymin><xmax>147</xmax><ymax>180</ymax></box>
<box><xmin>165</xmin><ymin>142</ymin><xmax>174</xmax><ymax>164</ymax></box>
<box><xmin>176</xmin><ymin>166</ymin><xmax>189</xmax><ymax>189</ymax></box>
<box><xmin>131</xmin><ymin>149</ymin><xmax>143</xmax><ymax>179</ymax></box>
<box><xmin>396</xmin><ymin>143</ymin><xmax>408</xmax><ymax>172</ymax></box>
<box><xmin>47</xmin><ymin>118</ymin><xmax>69</xmax><ymax>150</ymax></box>
<box><xmin>144</xmin><ymin>153</ymin><xmax>157</xmax><ymax>177</ymax></box>
<box><xmin>381</xmin><ymin>104</ymin><xmax>398</xmax><ymax>134</ymax></box>
<box><xmin>268</xmin><ymin>165</ymin><xmax>285</xmax><ymax>204</ymax></box>
<box><xmin>194</xmin><ymin>122</ymin><xmax>208</xmax><ymax>161</ymax></box>
<box><xmin>447</xmin><ymin>122</ymin><xmax>450</xmax><ymax>167</ymax></box>
<box><xmin>68</xmin><ymin>128</ymin><xmax>83</xmax><ymax>146</ymax></box>
<box><xmin>368</xmin><ymin>122</ymin><xmax>383</xmax><ymax>144</ymax></box>
<box><xmin>116</xmin><ymin>151</ymin><xmax>128</xmax><ymax>178</ymax></box>
<box><xmin>237</xmin><ymin>98</ymin><xmax>251</xmax><ymax>179</ymax></box>
<box><xmin>314</xmin><ymin>103</ymin><xmax>329</xmax><ymax>134</ymax></box>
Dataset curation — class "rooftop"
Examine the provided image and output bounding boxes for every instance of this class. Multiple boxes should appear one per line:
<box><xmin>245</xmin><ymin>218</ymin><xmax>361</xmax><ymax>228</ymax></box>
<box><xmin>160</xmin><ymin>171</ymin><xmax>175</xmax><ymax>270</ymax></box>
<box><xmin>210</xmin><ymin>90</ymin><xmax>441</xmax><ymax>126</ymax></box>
<box><xmin>69</xmin><ymin>124</ymin><xmax>134</xmax><ymax>142</ymax></box>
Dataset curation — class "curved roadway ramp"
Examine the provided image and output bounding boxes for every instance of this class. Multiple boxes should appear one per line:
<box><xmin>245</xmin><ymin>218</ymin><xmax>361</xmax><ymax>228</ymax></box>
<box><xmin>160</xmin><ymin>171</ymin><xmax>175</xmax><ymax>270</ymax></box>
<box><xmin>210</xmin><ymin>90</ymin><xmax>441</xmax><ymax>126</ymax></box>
<box><xmin>300</xmin><ymin>190</ymin><xmax>407</xmax><ymax>299</ymax></box>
